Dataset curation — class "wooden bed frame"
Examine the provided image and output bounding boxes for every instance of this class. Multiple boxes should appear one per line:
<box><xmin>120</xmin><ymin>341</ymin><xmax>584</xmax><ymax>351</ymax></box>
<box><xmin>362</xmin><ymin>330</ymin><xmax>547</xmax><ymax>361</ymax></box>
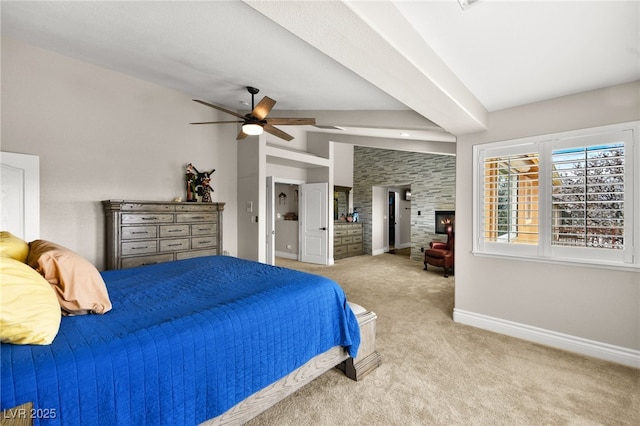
<box><xmin>205</xmin><ymin>303</ymin><xmax>381</xmax><ymax>425</ymax></box>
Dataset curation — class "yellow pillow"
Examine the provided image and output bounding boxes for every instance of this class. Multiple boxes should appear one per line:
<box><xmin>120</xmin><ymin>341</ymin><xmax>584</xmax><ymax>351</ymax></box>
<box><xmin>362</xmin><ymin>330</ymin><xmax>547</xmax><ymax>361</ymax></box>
<box><xmin>0</xmin><ymin>257</ymin><xmax>61</xmax><ymax>345</ymax></box>
<box><xmin>0</xmin><ymin>231</ymin><xmax>29</xmax><ymax>263</ymax></box>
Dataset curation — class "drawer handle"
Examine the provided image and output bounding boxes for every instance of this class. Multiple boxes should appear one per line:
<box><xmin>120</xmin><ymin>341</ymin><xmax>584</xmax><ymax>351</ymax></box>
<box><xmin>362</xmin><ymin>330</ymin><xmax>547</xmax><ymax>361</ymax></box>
<box><xmin>142</xmin><ymin>262</ymin><xmax>158</xmax><ymax>266</ymax></box>
<box><xmin>167</xmin><ymin>243</ymin><xmax>183</xmax><ymax>247</ymax></box>
<box><xmin>131</xmin><ymin>246</ymin><xmax>149</xmax><ymax>250</ymax></box>
<box><xmin>167</xmin><ymin>229</ymin><xmax>182</xmax><ymax>233</ymax></box>
<box><xmin>131</xmin><ymin>231</ymin><xmax>148</xmax><ymax>235</ymax></box>
<box><xmin>192</xmin><ymin>216</ymin><xmax>205</xmax><ymax>220</ymax></box>
<box><xmin>197</xmin><ymin>240</ymin><xmax>212</xmax><ymax>244</ymax></box>
<box><xmin>141</xmin><ymin>217</ymin><xmax>159</xmax><ymax>221</ymax></box>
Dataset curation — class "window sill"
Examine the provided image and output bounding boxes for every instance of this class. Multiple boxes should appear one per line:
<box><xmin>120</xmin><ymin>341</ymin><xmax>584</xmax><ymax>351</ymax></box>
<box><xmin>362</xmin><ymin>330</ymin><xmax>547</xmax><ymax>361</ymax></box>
<box><xmin>471</xmin><ymin>251</ymin><xmax>639</xmax><ymax>273</ymax></box>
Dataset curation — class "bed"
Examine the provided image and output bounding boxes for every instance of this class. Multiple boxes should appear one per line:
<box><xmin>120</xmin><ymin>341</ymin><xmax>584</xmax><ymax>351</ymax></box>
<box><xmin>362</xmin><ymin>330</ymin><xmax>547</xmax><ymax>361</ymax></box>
<box><xmin>0</xmin><ymin>152</ymin><xmax>380</xmax><ymax>425</ymax></box>
<box><xmin>1</xmin><ymin>253</ymin><xmax>382</xmax><ymax>425</ymax></box>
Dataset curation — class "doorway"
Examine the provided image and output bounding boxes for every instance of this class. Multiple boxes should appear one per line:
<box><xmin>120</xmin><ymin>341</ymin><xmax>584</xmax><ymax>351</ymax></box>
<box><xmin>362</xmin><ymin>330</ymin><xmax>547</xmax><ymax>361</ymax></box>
<box><xmin>388</xmin><ymin>191</ymin><xmax>397</xmax><ymax>249</ymax></box>
<box><xmin>267</xmin><ymin>178</ymin><xmax>329</xmax><ymax>266</ymax></box>
<box><xmin>371</xmin><ymin>184</ymin><xmax>411</xmax><ymax>257</ymax></box>
<box><xmin>274</xmin><ymin>182</ymin><xmax>300</xmax><ymax>260</ymax></box>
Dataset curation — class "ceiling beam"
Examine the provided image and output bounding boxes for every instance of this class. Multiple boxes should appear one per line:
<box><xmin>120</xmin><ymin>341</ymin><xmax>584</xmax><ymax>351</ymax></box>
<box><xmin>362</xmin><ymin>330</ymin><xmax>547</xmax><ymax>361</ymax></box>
<box><xmin>244</xmin><ymin>0</ymin><xmax>488</xmax><ymax>136</ymax></box>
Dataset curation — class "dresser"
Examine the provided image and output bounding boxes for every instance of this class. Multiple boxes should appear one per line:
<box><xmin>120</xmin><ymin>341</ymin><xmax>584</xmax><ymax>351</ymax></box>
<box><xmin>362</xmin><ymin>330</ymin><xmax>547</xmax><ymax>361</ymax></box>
<box><xmin>103</xmin><ymin>200</ymin><xmax>224</xmax><ymax>270</ymax></box>
<box><xmin>334</xmin><ymin>222</ymin><xmax>363</xmax><ymax>259</ymax></box>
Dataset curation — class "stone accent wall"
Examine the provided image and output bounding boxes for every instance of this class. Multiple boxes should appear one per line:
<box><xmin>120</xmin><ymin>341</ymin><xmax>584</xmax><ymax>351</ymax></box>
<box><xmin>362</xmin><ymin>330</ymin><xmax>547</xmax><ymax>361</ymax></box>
<box><xmin>353</xmin><ymin>146</ymin><xmax>456</xmax><ymax>261</ymax></box>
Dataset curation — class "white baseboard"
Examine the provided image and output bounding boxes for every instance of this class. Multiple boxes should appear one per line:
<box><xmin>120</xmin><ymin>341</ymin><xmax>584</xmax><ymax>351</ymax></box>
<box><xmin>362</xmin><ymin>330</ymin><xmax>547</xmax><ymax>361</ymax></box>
<box><xmin>453</xmin><ymin>309</ymin><xmax>640</xmax><ymax>368</ymax></box>
<box><xmin>275</xmin><ymin>251</ymin><xmax>298</xmax><ymax>260</ymax></box>
<box><xmin>372</xmin><ymin>248</ymin><xmax>386</xmax><ymax>256</ymax></box>
<box><xmin>395</xmin><ymin>242</ymin><xmax>411</xmax><ymax>249</ymax></box>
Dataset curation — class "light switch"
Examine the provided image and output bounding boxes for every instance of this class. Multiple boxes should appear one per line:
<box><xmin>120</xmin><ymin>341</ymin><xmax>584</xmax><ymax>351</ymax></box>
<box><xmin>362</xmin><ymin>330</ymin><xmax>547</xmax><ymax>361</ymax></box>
<box><xmin>246</xmin><ymin>201</ymin><xmax>253</xmax><ymax>213</ymax></box>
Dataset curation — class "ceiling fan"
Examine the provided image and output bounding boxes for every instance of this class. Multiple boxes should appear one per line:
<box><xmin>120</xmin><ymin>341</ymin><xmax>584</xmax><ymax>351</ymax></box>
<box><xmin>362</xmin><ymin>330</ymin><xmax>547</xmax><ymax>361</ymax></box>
<box><xmin>190</xmin><ymin>86</ymin><xmax>316</xmax><ymax>141</ymax></box>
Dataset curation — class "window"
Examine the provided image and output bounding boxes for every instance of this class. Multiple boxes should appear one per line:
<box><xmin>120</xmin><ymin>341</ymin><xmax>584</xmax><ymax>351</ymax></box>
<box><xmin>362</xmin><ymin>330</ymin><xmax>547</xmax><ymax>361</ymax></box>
<box><xmin>474</xmin><ymin>122</ymin><xmax>637</xmax><ymax>268</ymax></box>
<box><xmin>551</xmin><ymin>144</ymin><xmax>624</xmax><ymax>250</ymax></box>
<box><xmin>483</xmin><ymin>152</ymin><xmax>539</xmax><ymax>244</ymax></box>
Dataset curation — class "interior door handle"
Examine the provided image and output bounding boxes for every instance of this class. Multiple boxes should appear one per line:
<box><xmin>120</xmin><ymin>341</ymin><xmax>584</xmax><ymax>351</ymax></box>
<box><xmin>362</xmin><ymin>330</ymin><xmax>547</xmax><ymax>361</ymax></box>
<box><xmin>320</xmin><ymin>227</ymin><xmax>327</xmax><ymax>231</ymax></box>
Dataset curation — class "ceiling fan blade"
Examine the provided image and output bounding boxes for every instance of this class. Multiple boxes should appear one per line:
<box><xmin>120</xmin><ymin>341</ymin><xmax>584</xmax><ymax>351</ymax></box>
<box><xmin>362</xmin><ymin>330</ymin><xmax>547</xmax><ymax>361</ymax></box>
<box><xmin>252</xmin><ymin>96</ymin><xmax>276</xmax><ymax>120</ymax></box>
<box><xmin>264</xmin><ymin>124</ymin><xmax>294</xmax><ymax>142</ymax></box>
<box><xmin>190</xmin><ymin>120</ymin><xmax>243</xmax><ymax>125</ymax></box>
<box><xmin>265</xmin><ymin>118</ymin><xmax>316</xmax><ymax>126</ymax></box>
<box><xmin>236</xmin><ymin>130</ymin><xmax>248</xmax><ymax>140</ymax></box>
<box><xmin>193</xmin><ymin>99</ymin><xmax>244</xmax><ymax>119</ymax></box>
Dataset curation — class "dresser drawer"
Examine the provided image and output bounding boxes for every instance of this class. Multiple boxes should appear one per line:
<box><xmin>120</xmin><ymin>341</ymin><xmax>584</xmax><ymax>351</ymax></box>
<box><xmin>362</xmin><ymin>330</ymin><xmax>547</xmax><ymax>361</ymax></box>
<box><xmin>176</xmin><ymin>249</ymin><xmax>217</xmax><ymax>260</ymax></box>
<box><xmin>122</xmin><ymin>213</ymin><xmax>173</xmax><ymax>224</ymax></box>
<box><xmin>352</xmin><ymin>235</ymin><xmax>363</xmax><ymax>243</ymax></box>
<box><xmin>122</xmin><ymin>240</ymin><xmax>158</xmax><ymax>256</ymax></box>
<box><xmin>122</xmin><ymin>226</ymin><xmax>157</xmax><ymax>240</ymax></box>
<box><xmin>121</xmin><ymin>203</ymin><xmax>173</xmax><ymax>212</ymax></box>
<box><xmin>192</xmin><ymin>236</ymin><xmax>217</xmax><ymax>249</ymax></box>
<box><xmin>334</xmin><ymin>246</ymin><xmax>347</xmax><ymax>256</ymax></box>
<box><xmin>176</xmin><ymin>213</ymin><xmax>217</xmax><ymax>223</ymax></box>
<box><xmin>176</xmin><ymin>204</ymin><xmax>218</xmax><ymax>212</ymax></box>
<box><xmin>334</xmin><ymin>229</ymin><xmax>348</xmax><ymax>237</ymax></box>
<box><xmin>121</xmin><ymin>253</ymin><xmax>174</xmax><ymax>269</ymax></box>
<box><xmin>348</xmin><ymin>243</ymin><xmax>363</xmax><ymax>254</ymax></box>
<box><xmin>341</xmin><ymin>236</ymin><xmax>353</xmax><ymax>244</ymax></box>
<box><xmin>160</xmin><ymin>238</ymin><xmax>190</xmax><ymax>252</ymax></box>
<box><xmin>192</xmin><ymin>223</ymin><xmax>216</xmax><ymax>236</ymax></box>
<box><xmin>160</xmin><ymin>224</ymin><xmax>189</xmax><ymax>237</ymax></box>
<box><xmin>348</xmin><ymin>228</ymin><xmax>362</xmax><ymax>236</ymax></box>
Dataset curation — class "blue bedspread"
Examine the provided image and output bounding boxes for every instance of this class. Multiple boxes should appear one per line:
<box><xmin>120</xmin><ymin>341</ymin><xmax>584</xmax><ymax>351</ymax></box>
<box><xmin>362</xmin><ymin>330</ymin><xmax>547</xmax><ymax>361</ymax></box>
<box><xmin>1</xmin><ymin>256</ymin><xmax>360</xmax><ymax>425</ymax></box>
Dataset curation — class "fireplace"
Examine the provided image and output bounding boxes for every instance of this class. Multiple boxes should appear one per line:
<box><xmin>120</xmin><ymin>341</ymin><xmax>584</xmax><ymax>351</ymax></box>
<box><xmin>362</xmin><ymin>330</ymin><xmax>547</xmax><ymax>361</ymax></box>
<box><xmin>435</xmin><ymin>210</ymin><xmax>455</xmax><ymax>234</ymax></box>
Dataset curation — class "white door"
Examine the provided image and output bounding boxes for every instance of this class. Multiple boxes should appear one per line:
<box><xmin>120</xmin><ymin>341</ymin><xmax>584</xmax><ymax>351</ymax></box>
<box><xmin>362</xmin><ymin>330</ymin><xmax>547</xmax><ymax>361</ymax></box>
<box><xmin>266</xmin><ymin>176</ymin><xmax>275</xmax><ymax>265</ymax></box>
<box><xmin>299</xmin><ymin>182</ymin><xmax>328</xmax><ymax>265</ymax></box>
<box><xmin>0</xmin><ymin>152</ymin><xmax>40</xmax><ymax>241</ymax></box>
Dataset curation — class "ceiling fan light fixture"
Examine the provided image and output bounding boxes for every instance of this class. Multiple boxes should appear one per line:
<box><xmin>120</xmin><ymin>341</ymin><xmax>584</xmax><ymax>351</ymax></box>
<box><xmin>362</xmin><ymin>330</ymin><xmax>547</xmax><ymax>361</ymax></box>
<box><xmin>242</xmin><ymin>123</ymin><xmax>264</xmax><ymax>135</ymax></box>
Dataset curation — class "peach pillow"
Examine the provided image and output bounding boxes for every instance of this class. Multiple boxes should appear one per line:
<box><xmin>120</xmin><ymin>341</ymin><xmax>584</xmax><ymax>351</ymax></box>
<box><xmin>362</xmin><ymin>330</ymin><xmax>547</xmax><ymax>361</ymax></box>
<box><xmin>27</xmin><ymin>240</ymin><xmax>112</xmax><ymax>316</ymax></box>
<box><xmin>0</xmin><ymin>231</ymin><xmax>30</xmax><ymax>263</ymax></box>
<box><xmin>0</xmin><ymin>257</ymin><xmax>61</xmax><ymax>344</ymax></box>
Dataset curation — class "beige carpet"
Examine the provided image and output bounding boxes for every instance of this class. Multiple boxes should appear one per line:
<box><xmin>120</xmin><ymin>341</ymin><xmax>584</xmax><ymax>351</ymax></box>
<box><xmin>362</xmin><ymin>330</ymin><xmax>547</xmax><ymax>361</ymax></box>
<box><xmin>247</xmin><ymin>254</ymin><xmax>639</xmax><ymax>426</ymax></box>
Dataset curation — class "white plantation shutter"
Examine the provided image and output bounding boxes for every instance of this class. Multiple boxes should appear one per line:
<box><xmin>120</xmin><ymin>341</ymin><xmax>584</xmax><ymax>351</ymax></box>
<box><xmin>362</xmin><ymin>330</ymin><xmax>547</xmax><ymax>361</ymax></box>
<box><xmin>482</xmin><ymin>152</ymin><xmax>539</xmax><ymax>244</ymax></box>
<box><xmin>551</xmin><ymin>143</ymin><xmax>624</xmax><ymax>250</ymax></box>
<box><xmin>474</xmin><ymin>123</ymin><xmax>637</xmax><ymax>267</ymax></box>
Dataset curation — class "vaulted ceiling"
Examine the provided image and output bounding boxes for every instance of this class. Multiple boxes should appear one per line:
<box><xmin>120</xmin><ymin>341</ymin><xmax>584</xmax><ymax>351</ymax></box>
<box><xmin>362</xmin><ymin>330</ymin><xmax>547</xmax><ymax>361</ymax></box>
<box><xmin>2</xmin><ymin>1</ymin><xmax>638</xmax><ymax>142</ymax></box>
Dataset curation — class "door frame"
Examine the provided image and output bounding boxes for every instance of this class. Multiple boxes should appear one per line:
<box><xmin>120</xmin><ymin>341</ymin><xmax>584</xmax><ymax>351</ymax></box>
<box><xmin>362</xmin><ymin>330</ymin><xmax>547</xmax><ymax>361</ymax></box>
<box><xmin>266</xmin><ymin>176</ymin><xmax>305</xmax><ymax>265</ymax></box>
<box><xmin>0</xmin><ymin>151</ymin><xmax>40</xmax><ymax>241</ymax></box>
<box><xmin>371</xmin><ymin>183</ymin><xmax>412</xmax><ymax>256</ymax></box>
<box><xmin>388</xmin><ymin>190</ymin><xmax>400</xmax><ymax>250</ymax></box>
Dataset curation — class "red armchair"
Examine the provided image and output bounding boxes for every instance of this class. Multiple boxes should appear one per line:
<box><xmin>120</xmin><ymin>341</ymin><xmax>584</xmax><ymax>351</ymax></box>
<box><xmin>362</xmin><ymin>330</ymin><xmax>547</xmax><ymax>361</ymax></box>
<box><xmin>424</xmin><ymin>226</ymin><xmax>454</xmax><ymax>277</ymax></box>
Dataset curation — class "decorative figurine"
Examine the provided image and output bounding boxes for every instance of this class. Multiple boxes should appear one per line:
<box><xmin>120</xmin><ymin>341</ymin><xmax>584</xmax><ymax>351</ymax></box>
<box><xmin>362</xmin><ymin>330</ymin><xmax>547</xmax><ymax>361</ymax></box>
<box><xmin>186</xmin><ymin>163</ymin><xmax>215</xmax><ymax>202</ymax></box>
<box><xmin>199</xmin><ymin>171</ymin><xmax>214</xmax><ymax>203</ymax></box>
<box><xmin>186</xmin><ymin>163</ymin><xmax>198</xmax><ymax>202</ymax></box>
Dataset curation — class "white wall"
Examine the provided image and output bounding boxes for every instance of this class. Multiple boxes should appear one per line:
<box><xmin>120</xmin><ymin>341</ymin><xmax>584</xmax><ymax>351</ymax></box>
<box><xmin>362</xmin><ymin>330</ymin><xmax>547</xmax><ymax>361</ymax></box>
<box><xmin>333</xmin><ymin>143</ymin><xmax>354</xmax><ymax>187</ymax></box>
<box><xmin>371</xmin><ymin>186</ymin><xmax>387</xmax><ymax>255</ymax></box>
<box><xmin>455</xmin><ymin>81</ymin><xmax>640</xmax><ymax>364</ymax></box>
<box><xmin>266</xmin><ymin>163</ymin><xmax>307</xmax><ymax>182</ymax></box>
<box><xmin>274</xmin><ymin>183</ymin><xmax>299</xmax><ymax>219</ymax></box>
<box><xmin>274</xmin><ymin>220</ymin><xmax>298</xmax><ymax>258</ymax></box>
<box><xmin>237</xmin><ymin>137</ymin><xmax>263</xmax><ymax>261</ymax></box>
<box><xmin>1</xmin><ymin>38</ymin><xmax>239</xmax><ymax>269</ymax></box>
